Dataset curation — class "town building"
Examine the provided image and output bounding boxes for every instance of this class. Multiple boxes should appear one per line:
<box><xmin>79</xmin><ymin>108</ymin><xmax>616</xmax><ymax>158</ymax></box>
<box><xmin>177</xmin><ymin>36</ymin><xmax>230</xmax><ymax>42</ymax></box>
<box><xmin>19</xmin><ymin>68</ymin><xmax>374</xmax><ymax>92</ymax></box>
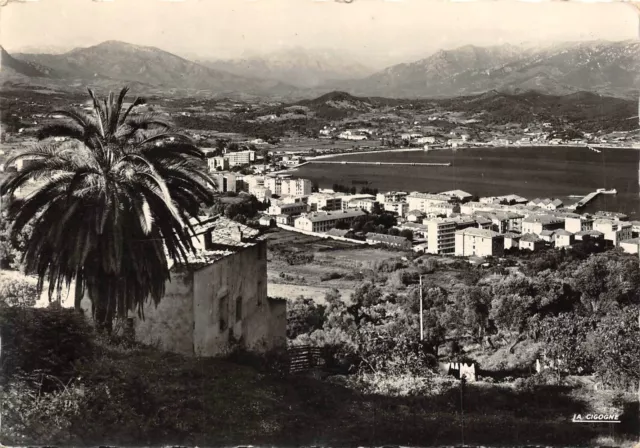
<box><xmin>554</xmin><ymin>229</ymin><xmax>575</xmax><ymax>248</ymax></box>
<box><xmin>454</xmin><ymin>228</ymin><xmax>504</xmax><ymax>258</ymax></box>
<box><xmin>440</xmin><ymin>190</ymin><xmax>473</xmax><ymax>202</ymax></box>
<box><xmin>423</xmin><ymin>217</ymin><xmax>477</xmax><ymax>255</ymax></box>
<box><xmin>594</xmin><ymin>211</ymin><xmax>628</xmax><ymax>221</ymax></box>
<box><xmin>309</xmin><ymin>193</ymin><xmax>343</xmax><ymax>212</ymax></box>
<box><xmin>424</xmin><ymin>202</ymin><xmax>460</xmax><ymax>218</ymax></box>
<box><xmin>268</xmin><ymin>201</ymin><xmax>309</xmax><ymax>217</ymax></box>
<box><xmin>377</xmin><ymin>191</ymin><xmax>408</xmax><ymax>203</ymax></box>
<box><xmin>406</xmin><ymin>192</ymin><xmax>453</xmax><ymax>213</ymax></box>
<box><xmin>407</xmin><ymin>210</ymin><xmax>426</xmax><ymax>222</ymax></box>
<box><xmin>275</xmin><ymin>215</ymin><xmax>292</xmax><ymax>225</ymax></box>
<box><xmin>225</xmin><ymin>150</ymin><xmax>256</xmax><ymax>167</ymax></box>
<box><xmin>208</xmin><ymin>156</ymin><xmax>229</xmax><ymax>172</ymax></box>
<box><xmin>574</xmin><ymin>230</ymin><xmax>605</xmax><ymax>241</ymax></box>
<box><xmin>365</xmin><ymin>233</ymin><xmax>412</xmax><ymax>250</ymax></box>
<box><xmin>129</xmin><ymin>216</ymin><xmax>286</xmax><ymax>357</ymax></box>
<box><xmin>265</xmin><ymin>176</ymin><xmax>312</xmax><ymax>197</ymax></box>
<box><xmin>527</xmin><ymin>198</ymin><xmax>564</xmax><ymax>210</ymax></box>
<box><xmin>503</xmin><ymin>233</ymin><xmax>522</xmax><ymax>250</ymax></box>
<box><xmin>382</xmin><ymin>201</ymin><xmax>409</xmax><ymax>217</ymax></box>
<box><xmin>341</xmin><ymin>194</ymin><xmax>377</xmax><ymax>211</ymax></box>
<box><xmin>593</xmin><ymin>219</ymin><xmax>633</xmax><ymax>246</ymax></box>
<box><xmin>474</xmin><ymin>211</ymin><xmax>524</xmax><ymax>233</ymax></box>
<box><xmin>211</xmin><ymin>172</ymin><xmax>237</xmax><ymax>193</ymax></box>
<box><xmin>281</xmin><ymin>178</ymin><xmax>312</xmax><ymax>196</ymax></box>
<box><xmin>521</xmin><ymin>215</ymin><xmax>565</xmax><ymax>236</ymax></box>
<box><xmin>539</xmin><ymin>230</ymin><xmax>556</xmax><ymax>243</ymax></box>
<box><xmin>565</xmin><ymin>216</ymin><xmax>594</xmax><ymax>233</ymax></box>
<box><xmin>294</xmin><ymin>210</ymin><xmax>366</xmax><ymax>233</ymax></box>
<box><xmin>620</xmin><ymin>238</ymin><xmax>640</xmax><ymax>254</ymax></box>
<box><xmin>519</xmin><ymin>233</ymin><xmax>545</xmax><ymax>251</ymax></box>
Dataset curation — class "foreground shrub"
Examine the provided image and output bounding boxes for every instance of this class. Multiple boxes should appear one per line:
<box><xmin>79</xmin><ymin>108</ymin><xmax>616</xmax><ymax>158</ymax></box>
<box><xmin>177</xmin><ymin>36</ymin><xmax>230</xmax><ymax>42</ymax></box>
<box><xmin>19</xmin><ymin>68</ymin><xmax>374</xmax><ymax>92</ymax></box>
<box><xmin>0</xmin><ymin>270</ymin><xmax>38</xmax><ymax>307</ymax></box>
<box><xmin>2</xmin><ymin>373</ymin><xmax>85</xmax><ymax>445</ymax></box>
<box><xmin>320</xmin><ymin>271</ymin><xmax>343</xmax><ymax>281</ymax></box>
<box><xmin>0</xmin><ymin>306</ymin><xmax>95</xmax><ymax>386</ymax></box>
<box><xmin>346</xmin><ymin>372</ymin><xmax>458</xmax><ymax>397</ymax></box>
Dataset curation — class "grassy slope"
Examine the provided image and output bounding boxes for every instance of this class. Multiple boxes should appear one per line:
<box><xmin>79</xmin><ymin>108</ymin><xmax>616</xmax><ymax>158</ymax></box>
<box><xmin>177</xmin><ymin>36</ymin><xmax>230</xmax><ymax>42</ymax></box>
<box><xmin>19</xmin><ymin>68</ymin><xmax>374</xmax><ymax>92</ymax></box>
<box><xmin>44</xmin><ymin>341</ymin><xmax>636</xmax><ymax>447</ymax></box>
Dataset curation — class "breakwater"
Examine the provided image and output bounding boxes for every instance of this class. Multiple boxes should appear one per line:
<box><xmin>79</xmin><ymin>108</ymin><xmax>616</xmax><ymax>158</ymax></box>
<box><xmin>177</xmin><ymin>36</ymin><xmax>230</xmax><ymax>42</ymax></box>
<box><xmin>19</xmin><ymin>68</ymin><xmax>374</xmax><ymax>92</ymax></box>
<box><xmin>309</xmin><ymin>161</ymin><xmax>451</xmax><ymax>167</ymax></box>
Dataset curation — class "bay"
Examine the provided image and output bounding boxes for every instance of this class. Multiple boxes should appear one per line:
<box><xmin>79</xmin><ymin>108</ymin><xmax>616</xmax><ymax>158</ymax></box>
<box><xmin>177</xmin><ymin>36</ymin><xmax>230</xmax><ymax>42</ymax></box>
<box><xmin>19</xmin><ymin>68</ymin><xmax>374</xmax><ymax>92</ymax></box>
<box><xmin>294</xmin><ymin>146</ymin><xmax>640</xmax><ymax>219</ymax></box>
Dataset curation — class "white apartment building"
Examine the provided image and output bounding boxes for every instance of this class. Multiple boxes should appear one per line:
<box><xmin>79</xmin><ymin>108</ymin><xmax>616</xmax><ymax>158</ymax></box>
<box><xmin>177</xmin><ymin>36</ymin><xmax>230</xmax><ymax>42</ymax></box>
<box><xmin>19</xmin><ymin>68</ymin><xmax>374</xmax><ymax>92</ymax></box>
<box><xmin>565</xmin><ymin>216</ymin><xmax>594</xmax><ymax>233</ymax></box>
<box><xmin>281</xmin><ymin>178</ymin><xmax>312</xmax><ymax>196</ymax></box>
<box><xmin>376</xmin><ymin>191</ymin><xmax>408</xmax><ymax>203</ymax></box>
<box><xmin>309</xmin><ymin>193</ymin><xmax>343</xmax><ymax>212</ymax></box>
<box><xmin>620</xmin><ymin>238</ymin><xmax>640</xmax><ymax>254</ymax></box>
<box><xmin>521</xmin><ymin>215</ymin><xmax>565</xmax><ymax>236</ymax></box>
<box><xmin>265</xmin><ymin>176</ymin><xmax>312</xmax><ymax>197</ymax></box>
<box><xmin>251</xmin><ymin>186</ymin><xmax>271</xmax><ymax>202</ymax></box>
<box><xmin>226</xmin><ymin>150</ymin><xmax>256</xmax><ymax>167</ymax></box>
<box><xmin>268</xmin><ymin>201</ymin><xmax>309</xmax><ymax>216</ymax></box>
<box><xmin>407</xmin><ymin>192</ymin><xmax>453</xmax><ymax>213</ymax></box>
<box><xmin>294</xmin><ymin>210</ymin><xmax>366</xmax><ymax>233</ymax></box>
<box><xmin>341</xmin><ymin>194</ymin><xmax>377</xmax><ymax>211</ymax></box>
<box><xmin>382</xmin><ymin>201</ymin><xmax>409</xmax><ymax>217</ymax></box>
<box><xmin>554</xmin><ymin>229</ymin><xmax>575</xmax><ymax>248</ymax></box>
<box><xmin>424</xmin><ymin>202</ymin><xmax>460</xmax><ymax>218</ymax></box>
<box><xmin>424</xmin><ymin>218</ymin><xmax>458</xmax><ymax>255</ymax></box>
<box><xmin>593</xmin><ymin>219</ymin><xmax>633</xmax><ymax>246</ymax></box>
<box><xmin>454</xmin><ymin>228</ymin><xmax>504</xmax><ymax>258</ymax></box>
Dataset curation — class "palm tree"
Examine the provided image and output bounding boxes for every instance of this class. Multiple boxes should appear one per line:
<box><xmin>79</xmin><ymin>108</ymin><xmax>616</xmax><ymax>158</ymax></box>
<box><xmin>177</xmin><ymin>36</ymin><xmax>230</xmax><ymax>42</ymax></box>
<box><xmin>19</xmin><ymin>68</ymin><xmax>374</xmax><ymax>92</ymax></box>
<box><xmin>1</xmin><ymin>87</ymin><xmax>216</xmax><ymax>332</ymax></box>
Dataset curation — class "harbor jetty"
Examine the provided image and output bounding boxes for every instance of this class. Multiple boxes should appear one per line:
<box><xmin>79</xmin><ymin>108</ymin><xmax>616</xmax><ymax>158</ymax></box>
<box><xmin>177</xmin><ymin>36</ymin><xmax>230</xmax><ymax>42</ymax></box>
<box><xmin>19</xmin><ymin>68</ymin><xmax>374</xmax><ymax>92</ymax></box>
<box><xmin>567</xmin><ymin>188</ymin><xmax>617</xmax><ymax>211</ymax></box>
<box><xmin>308</xmin><ymin>161</ymin><xmax>451</xmax><ymax>167</ymax></box>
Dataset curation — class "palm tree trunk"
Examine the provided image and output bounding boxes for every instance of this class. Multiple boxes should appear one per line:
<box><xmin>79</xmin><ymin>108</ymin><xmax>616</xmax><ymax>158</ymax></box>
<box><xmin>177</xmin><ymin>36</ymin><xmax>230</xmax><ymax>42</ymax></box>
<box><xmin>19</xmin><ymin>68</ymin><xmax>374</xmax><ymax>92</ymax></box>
<box><xmin>74</xmin><ymin>278</ymin><xmax>84</xmax><ymax>314</ymax></box>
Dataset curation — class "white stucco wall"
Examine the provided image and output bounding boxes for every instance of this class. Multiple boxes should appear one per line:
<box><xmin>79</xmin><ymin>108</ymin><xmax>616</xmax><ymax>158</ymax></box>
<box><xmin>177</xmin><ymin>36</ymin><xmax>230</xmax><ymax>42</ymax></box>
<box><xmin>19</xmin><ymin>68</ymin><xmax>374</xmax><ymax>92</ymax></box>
<box><xmin>193</xmin><ymin>241</ymin><xmax>277</xmax><ymax>357</ymax></box>
<box><xmin>133</xmin><ymin>270</ymin><xmax>195</xmax><ymax>356</ymax></box>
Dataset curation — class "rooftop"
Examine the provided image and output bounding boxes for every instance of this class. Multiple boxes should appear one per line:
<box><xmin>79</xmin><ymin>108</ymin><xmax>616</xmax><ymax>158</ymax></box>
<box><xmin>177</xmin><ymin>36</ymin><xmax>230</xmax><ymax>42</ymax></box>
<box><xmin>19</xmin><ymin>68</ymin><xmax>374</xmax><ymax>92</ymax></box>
<box><xmin>366</xmin><ymin>232</ymin><xmax>410</xmax><ymax>244</ymax></box>
<box><xmin>297</xmin><ymin>209</ymin><xmax>366</xmax><ymax>223</ymax></box>
<box><xmin>440</xmin><ymin>189</ymin><xmax>473</xmax><ymax>199</ymax></box>
<box><xmin>456</xmin><ymin>228</ymin><xmax>501</xmax><ymax>238</ymax></box>
<box><xmin>520</xmin><ymin>233</ymin><xmax>542</xmax><ymax>242</ymax></box>
<box><xmin>523</xmin><ymin>215</ymin><xmax>564</xmax><ymax>224</ymax></box>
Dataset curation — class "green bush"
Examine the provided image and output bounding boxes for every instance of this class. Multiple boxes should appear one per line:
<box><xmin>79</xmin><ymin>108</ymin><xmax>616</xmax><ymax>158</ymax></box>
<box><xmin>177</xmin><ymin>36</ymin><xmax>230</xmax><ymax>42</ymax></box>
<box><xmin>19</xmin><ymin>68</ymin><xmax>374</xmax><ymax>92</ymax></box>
<box><xmin>320</xmin><ymin>271</ymin><xmax>343</xmax><ymax>281</ymax></box>
<box><xmin>0</xmin><ymin>307</ymin><xmax>95</xmax><ymax>386</ymax></box>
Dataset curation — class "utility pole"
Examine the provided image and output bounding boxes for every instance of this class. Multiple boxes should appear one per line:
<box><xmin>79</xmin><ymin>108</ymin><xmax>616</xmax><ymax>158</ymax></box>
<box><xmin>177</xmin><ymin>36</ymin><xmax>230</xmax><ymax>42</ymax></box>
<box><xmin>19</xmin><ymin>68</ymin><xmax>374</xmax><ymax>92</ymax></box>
<box><xmin>419</xmin><ymin>275</ymin><xmax>424</xmax><ymax>341</ymax></box>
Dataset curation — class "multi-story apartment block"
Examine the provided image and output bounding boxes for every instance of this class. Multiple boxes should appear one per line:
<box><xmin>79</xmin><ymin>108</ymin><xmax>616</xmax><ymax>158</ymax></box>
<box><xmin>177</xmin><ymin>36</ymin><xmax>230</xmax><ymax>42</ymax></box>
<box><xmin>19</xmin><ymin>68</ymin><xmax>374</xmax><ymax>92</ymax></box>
<box><xmin>226</xmin><ymin>150</ymin><xmax>256</xmax><ymax>167</ymax></box>
<box><xmin>281</xmin><ymin>178</ymin><xmax>312</xmax><ymax>196</ymax></box>
<box><xmin>208</xmin><ymin>156</ymin><xmax>229</xmax><ymax>172</ymax></box>
<box><xmin>424</xmin><ymin>218</ymin><xmax>458</xmax><ymax>255</ymax></box>
<box><xmin>521</xmin><ymin>215</ymin><xmax>565</xmax><ymax>236</ymax></box>
<box><xmin>474</xmin><ymin>211</ymin><xmax>524</xmax><ymax>234</ymax></box>
<box><xmin>593</xmin><ymin>219</ymin><xmax>633</xmax><ymax>246</ymax></box>
<box><xmin>565</xmin><ymin>216</ymin><xmax>594</xmax><ymax>233</ymax></box>
<box><xmin>407</xmin><ymin>192</ymin><xmax>453</xmax><ymax>213</ymax></box>
<box><xmin>454</xmin><ymin>228</ymin><xmax>504</xmax><ymax>258</ymax></box>
<box><xmin>376</xmin><ymin>191</ymin><xmax>408</xmax><ymax>203</ymax></box>
<box><xmin>382</xmin><ymin>201</ymin><xmax>409</xmax><ymax>217</ymax></box>
<box><xmin>309</xmin><ymin>193</ymin><xmax>343</xmax><ymax>212</ymax></box>
<box><xmin>341</xmin><ymin>194</ymin><xmax>377</xmax><ymax>211</ymax></box>
<box><xmin>294</xmin><ymin>210</ymin><xmax>366</xmax><ymax>233</ymax></box>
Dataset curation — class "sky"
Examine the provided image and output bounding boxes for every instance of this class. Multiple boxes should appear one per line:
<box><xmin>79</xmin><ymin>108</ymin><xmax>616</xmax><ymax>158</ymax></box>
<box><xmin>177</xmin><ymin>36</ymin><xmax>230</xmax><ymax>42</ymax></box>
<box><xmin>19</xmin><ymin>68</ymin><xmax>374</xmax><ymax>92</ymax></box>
<box><xmin>0</xmin><ymin>0</ymin><xmax>638</xmax><ymax>69</ymax></box>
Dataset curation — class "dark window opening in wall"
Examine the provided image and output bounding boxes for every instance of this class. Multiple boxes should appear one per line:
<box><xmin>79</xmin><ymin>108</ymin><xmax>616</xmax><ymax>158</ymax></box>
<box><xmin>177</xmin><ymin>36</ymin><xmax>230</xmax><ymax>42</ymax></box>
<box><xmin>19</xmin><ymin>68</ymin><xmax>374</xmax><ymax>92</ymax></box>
<box><xmin>257</xmin><ymin>281</ymin><xmax>263</xmax><ymax>306</ymax></box>
<box><xmin>220</xmin><ymin>295</ymin><xmax>229</xmax><ymax>331</ymax></box>
<box><xmin>236</xmin><ymin>296</ymin><xmax>243</xmax><ymax>322</ymax></box>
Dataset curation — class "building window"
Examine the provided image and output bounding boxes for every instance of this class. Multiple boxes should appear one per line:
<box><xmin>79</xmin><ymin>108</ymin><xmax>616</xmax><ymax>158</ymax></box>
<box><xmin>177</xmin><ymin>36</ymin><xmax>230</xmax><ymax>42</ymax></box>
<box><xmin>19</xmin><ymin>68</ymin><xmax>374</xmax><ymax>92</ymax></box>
<box><xmin>236</xmin><ymin>296</ymin><xmax>243</xmax><ymax>322</ymax></box>
<box><xmin>219</xmin><ymin>294</ymin><xmax>229</xmax><ymax>331</ymax></box>
<box><xmin>257</xmin><ymin>281</ymin><xmax>263</xmax><ymax>306</ymax></box>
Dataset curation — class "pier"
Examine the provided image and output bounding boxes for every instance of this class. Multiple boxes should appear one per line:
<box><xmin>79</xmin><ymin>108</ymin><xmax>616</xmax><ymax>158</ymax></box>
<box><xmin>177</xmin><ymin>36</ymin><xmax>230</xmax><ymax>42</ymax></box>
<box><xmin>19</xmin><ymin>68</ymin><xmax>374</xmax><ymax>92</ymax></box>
<box><xmin>567</xmin><ymin>188</ymin><xmax>617</xmax><ymax>211</ymax></box>
<box><xmin>308</xmin><ymin>161</ymin><xmax>451</xmax><ymax>167</ymax></box>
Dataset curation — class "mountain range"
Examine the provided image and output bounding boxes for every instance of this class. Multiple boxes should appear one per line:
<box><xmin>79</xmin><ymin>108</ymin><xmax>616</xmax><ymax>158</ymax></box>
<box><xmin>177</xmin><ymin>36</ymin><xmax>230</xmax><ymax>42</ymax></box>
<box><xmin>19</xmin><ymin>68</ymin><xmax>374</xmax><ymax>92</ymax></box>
<box><xmin>199</xmin><ymin>47</ymin><xmax>374</xmax><ymax>88</ymax></box>
<box><xmin>1</xmin><ymin>39</ymin><xmax>638</xmax><ymax>99</ymax></box>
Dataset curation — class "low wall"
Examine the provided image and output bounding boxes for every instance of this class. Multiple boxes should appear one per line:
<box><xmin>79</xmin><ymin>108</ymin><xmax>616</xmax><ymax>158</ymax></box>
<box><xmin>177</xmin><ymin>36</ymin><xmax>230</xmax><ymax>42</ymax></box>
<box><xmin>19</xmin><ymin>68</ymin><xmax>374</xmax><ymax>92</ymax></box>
<box><xmin>275</xmin><ymin>223</ymin><xmax>369</xmax><ymax>245</ymax></box>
